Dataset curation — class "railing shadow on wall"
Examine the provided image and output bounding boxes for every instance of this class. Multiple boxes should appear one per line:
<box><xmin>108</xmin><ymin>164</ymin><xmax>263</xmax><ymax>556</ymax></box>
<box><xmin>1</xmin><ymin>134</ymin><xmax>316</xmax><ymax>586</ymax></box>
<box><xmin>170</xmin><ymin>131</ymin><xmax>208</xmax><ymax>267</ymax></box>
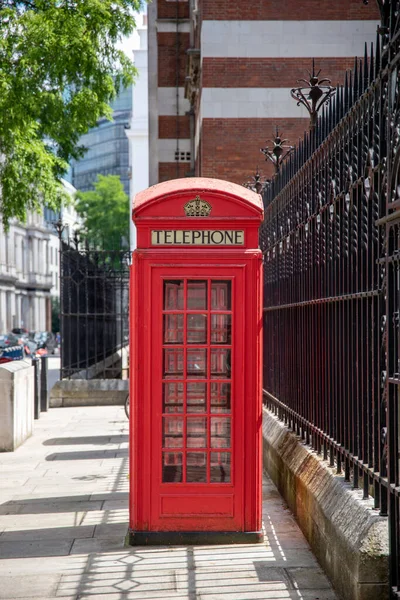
<box><xmin>259</xmin><ymin>4</ymin><xmax>400</xmax><ymax>597</ymax></box>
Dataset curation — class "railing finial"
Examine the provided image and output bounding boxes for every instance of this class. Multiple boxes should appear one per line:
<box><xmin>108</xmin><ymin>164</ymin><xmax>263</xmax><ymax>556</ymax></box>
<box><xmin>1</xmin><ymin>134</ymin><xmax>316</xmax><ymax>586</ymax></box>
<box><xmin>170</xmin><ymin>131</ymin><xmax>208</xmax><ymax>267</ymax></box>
<box><xmin>290</xmin><ymin>61</ymin><xmax>336</xmax><ymax>131</ymax></box>
<box><xmin>260</xmin><ymin>129</ymin><xmax>294</xmax><ymax>174</ymax></box>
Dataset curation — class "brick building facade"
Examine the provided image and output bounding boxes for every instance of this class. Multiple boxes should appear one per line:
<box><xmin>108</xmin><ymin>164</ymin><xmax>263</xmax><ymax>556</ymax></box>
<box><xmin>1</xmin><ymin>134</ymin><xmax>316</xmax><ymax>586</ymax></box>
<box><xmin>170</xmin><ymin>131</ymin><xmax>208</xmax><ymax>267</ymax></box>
<box><xmin>148</xmin><ymin>0</ymin><xmax>380</xmax><ymax>186</ymax></box>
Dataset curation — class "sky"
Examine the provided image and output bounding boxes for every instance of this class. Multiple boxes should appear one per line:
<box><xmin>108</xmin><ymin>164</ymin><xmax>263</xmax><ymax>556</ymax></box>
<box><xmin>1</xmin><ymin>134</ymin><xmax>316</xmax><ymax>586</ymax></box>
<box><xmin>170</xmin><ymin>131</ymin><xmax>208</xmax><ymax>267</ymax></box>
<box><xmin>116</xmin><ymin>10</ymin><xmax>147</xmax><ymax>57</ymax></box>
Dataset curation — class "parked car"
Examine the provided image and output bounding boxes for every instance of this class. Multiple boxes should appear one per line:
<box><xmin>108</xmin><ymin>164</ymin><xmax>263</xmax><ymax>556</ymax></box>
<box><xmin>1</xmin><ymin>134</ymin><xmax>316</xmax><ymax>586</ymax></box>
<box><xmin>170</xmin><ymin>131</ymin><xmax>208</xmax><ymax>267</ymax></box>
<box><xmin>32</xmin><ymin>331</ymin><xmax>57</xmax><ymax>355</ymax></box>
<box><xmin>0</xmin><ymin>333</ymin><xmax>20</xmax><ymax>349</ymax></box>
<box><xmin>0</xmin><ymin>344</ymin><xmax>24</xmax><ymax>363</ymax></box>
<box><xmin>9</xmin><ymin>329</ymin><xmax>37</xmax><ymax>357</ymax></box>
<box><xmin>11</xmin><ymin>327</ymin><xmax>29</xmax><ymax>337</ymax></box>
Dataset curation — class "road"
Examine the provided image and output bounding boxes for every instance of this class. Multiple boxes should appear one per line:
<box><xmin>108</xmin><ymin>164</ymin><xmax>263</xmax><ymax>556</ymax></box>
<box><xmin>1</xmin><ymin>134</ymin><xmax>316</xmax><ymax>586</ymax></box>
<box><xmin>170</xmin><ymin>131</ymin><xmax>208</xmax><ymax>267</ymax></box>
<box><xmin>47</xmin><ymin>355</ymin><xmax>60</xmax><ymax>398</ymax></box>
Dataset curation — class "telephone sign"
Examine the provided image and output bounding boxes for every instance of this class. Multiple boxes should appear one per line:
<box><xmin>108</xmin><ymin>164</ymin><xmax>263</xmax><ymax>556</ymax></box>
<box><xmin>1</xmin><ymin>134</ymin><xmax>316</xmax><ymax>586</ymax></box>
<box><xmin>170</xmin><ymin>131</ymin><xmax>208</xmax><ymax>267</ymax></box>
<box><xmin>128</xmin><ymin>178</ymin><xmax>264</xmax><ymax>545</ymax></box>
<box><xmin>151</xmin><ymin>229</ymin><xmax>245</xmax><ymax>245</ymax></box>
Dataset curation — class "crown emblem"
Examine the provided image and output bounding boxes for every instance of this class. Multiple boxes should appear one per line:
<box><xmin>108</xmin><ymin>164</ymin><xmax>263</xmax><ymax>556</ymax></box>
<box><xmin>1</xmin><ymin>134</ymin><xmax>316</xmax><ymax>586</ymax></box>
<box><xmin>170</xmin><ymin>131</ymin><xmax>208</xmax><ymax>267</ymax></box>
<box><xmin>184</xmin><ymin>196</ymin><xmax>212</xmax><ymax>217</ymax></box>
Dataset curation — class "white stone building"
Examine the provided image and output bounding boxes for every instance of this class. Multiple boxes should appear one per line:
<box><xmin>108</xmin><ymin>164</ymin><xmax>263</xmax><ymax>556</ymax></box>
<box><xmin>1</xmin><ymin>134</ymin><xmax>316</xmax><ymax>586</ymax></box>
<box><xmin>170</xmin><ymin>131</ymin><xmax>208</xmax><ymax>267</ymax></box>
<box><xmin>47</xmin><ymin>179</ymin><xmax>82</xmax><ymax>300</ymax></box>
<box><xmin>125</xmin><ymin>13</ymin><xmax>149</xmax><ymax>250</ymax></box>
<box><xmin>0</xmin><ymin>211</ymin><xmax>52</xmax><ymax>333</ymax></box>
<box><xmin>0</xmin><ymin>179</ymin><xmax>81</xmax><ymax>334</ymax></box>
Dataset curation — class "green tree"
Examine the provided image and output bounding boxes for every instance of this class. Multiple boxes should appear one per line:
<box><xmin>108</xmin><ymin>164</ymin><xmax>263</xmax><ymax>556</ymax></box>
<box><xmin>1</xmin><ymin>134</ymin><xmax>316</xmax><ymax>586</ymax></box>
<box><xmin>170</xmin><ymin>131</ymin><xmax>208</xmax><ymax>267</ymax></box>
<box><xmin>75</xmin><ymin>174</ymin><xmax>129</xmax><ymax>248</ymax></box>
<box><xmin>0</xmin><ymin>0</ymin><xmax>142</xmax><ymax>225</ymax></box>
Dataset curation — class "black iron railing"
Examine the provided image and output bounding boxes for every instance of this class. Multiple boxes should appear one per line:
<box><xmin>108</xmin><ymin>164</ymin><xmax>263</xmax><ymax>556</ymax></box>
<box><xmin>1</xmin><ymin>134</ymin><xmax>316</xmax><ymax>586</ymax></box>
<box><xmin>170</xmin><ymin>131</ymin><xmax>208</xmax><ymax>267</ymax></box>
<box><xmin>60</xmin><ymin>239</ymin><xmax>130</xmax><ymax>379</ymax></box>
<box><xmin>260</xmin><ymin>3</ymin><xmax>400</xmax><ymax>596</ymax></box>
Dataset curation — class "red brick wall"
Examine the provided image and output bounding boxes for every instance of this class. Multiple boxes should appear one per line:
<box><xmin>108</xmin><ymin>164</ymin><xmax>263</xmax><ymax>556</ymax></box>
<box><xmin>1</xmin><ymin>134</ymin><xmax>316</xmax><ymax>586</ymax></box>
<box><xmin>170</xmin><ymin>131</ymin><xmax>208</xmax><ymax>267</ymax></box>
<box><xmin>158</xmin><ymin>0</ymin><xmax>189</xmax><ymax>19</ymax></box>
<box><xmin>202</xmin><ymin>57</ymin><xmax>357</xmax><ymax>88</ymax></box>
<box><xmin>201</xmin><ymin>0</ymin><xmax>380</xmax><ymax>21</ymax></box>
<box><xmin>158</xmin><ymin>32</ymin><xmax>190</xmax><ymax>87</ymax></box>
<box><xmin>155</xmin><ymin>0</ymin><xmax>379</xmax><ymax>186</ymax></box>
<box><xmin>159</xmin><ymin>162</ymin><xmax>191</xmax><ymax>182</ymax></box>
<box><xmin>200</xmin><ymin>118</ymin><xmax>309</xmax><ymax>183</ymax></box>
<box><xmin>159</xmin><ymin>116</ymin><xmax>191</xmax><ymax>139</ymax></box>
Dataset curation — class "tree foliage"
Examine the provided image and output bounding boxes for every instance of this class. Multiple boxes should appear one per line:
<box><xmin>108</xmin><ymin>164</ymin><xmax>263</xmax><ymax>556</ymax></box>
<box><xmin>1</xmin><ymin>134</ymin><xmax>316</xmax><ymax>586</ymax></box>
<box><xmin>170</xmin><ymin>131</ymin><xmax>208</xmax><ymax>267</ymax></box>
<box><xmin>0</xmin><ymin>0</ymin><xmax>142</xmax><ymax>224</ymax></box>
<box><xmin>75</xmin><ymin>174</ymin><xmax>129</xmax><ymax>248</ymax></box>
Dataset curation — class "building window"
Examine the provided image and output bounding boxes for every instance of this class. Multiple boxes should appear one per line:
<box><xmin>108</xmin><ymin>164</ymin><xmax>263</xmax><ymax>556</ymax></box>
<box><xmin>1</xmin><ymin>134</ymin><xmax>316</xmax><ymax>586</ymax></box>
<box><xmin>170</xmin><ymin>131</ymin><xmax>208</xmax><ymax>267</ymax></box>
<box><xmin>175</xmin><ymin>151</ymin><xmax>191</xmax><ymax>162</ymax></box>
<box><xmin>21</xmin><ymin>240</ymin><xmax>25</xmax><ymax>277</ymax></box>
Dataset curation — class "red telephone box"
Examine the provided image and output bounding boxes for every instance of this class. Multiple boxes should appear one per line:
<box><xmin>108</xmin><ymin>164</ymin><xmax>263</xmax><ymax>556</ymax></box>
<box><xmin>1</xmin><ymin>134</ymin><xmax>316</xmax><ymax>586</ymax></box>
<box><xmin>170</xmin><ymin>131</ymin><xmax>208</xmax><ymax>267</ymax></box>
<box><xmin>129</xmin><ymin>178</ymin><xmax>264</xmax><ymax>544</ymax></box>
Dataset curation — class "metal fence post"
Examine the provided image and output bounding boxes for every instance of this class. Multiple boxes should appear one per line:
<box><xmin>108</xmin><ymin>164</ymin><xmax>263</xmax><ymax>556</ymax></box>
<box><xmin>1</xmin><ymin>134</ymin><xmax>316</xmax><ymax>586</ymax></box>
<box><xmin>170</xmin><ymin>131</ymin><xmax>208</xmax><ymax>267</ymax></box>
<box><xmin>40</xmin><ymin>356</ymin><xmax>48</xmax><ymax>412</ymax></box>
<box><xmin>32</xmin><ymin>357</ymin><xmax>40</xmax><ymax>419</ymax></box>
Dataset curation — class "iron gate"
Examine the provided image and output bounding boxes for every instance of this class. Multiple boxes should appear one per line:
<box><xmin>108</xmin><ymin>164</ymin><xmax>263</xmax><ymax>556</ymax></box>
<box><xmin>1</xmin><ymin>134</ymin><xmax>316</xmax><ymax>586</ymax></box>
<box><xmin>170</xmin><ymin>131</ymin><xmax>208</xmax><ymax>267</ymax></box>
<box><xmin>60</xmin><ymin>239</ymin><xmax>130</xmax><ymax>379</ymax></box>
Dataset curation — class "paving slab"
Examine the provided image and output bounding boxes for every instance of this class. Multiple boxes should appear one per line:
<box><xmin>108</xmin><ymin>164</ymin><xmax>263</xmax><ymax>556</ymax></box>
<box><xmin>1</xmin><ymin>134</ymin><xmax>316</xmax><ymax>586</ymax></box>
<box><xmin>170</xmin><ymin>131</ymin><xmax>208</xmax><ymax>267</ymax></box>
<box><xmin>0</xmin><ymin>525</ymin><xmax>96</xmax><ymax>541</ymax></box>
<box><xmin>69</xmin><ymin>536</ymin><xmax>127</xmax><ymax>554</ymax></box>
<box><xmin>0</xmin><ymin>555</ymin><xmax>88</xmax><ymax>574</ymax></box>
<box><xmin>17</xmin><ymin>500</ymin><xmax>103</xmax><ymax>514</ymax></box>
<box><xmin>0</xmin><ymin>405</ymin><xmax>339</xmax><ymax>600</ymax></box>
<box><xmin>0</xmin><ymin>540</ymin><xmax>73</xmax><ymax>559</ymax></box>
<box><xmin>286</xmin><ymin>566</ymin><xmax>332</xmax><ymax>589</ymax></box>
<box><xmin>0</xmin><ymin>575</ymin><xmax>61</xmax><ymax>598</ymax></box>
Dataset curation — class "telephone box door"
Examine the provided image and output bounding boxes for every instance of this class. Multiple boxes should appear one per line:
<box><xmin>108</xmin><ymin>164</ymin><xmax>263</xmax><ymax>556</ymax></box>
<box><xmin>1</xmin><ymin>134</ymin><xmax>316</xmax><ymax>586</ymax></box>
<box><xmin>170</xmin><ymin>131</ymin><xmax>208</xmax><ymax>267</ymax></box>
<box><xmin>151</xmin><ymin>266</ymin><xmax>245</xmax><ymax>531</ymax></box>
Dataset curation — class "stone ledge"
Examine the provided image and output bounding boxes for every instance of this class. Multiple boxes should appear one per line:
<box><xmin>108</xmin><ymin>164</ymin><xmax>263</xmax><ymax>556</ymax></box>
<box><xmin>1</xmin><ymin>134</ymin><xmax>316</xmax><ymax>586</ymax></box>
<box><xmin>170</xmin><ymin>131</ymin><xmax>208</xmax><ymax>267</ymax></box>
<box><xmin>0</xmin><ymin>359</ymin><xmax>34</xmax><ymax>451</ymax></box>
<box><xmin>262</xmin><ymin>407</ymin><xmax>389</xmax><ymax>600</ymax></box>
<box><xmin>50</xmin><ymin>379</ymin><xmax>128</xmax><ymax>407</ymax></box>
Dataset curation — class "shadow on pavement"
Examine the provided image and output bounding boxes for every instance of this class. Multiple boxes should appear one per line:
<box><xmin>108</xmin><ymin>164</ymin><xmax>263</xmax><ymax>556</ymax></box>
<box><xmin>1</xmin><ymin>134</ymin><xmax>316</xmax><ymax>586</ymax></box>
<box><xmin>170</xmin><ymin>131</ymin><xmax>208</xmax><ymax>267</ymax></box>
<box><xmin>43</xmin><ymin>435</ymin><xmax>128</xmax><ymax>446</ymax></box>
<box><xmin>0</xmin><ymin>492</ymin><xmax>129</xmax><ymax>514</ymax></box>
<box><xmin>45</xmin><ymin>449</ymin><xmax>128</xmax><ymax>461</ymax></box>
<box><xmin>55</xmin><ymin>546</ymin><xmax>317</xmax><ymax>600</ymax></box>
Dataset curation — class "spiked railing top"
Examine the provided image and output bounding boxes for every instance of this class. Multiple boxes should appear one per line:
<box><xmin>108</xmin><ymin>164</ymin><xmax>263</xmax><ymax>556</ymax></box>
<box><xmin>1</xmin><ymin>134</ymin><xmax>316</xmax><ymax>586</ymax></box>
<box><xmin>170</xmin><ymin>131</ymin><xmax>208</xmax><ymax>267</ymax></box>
<box><xmin>243</xmin><ymin>168</ymin><xmax>270</xmax><ymax>194</ymax></box>
<box><xmin>361</xmin><ymin>0</ymin><xmax>394</xmax><ymax>35</ymax></box>
<box><xmin>260</xmin><ymin>129</ymin><xmax>294</xmax><ymax>174</ymax></box>
<box><xmin>291</xmin><ymin>59</ymin><xmax>336</xmax><ymax>130</ymax></box>
<box><xmin>264</xmin><ymin>30</ymin><xmax>388</xmax><ymax>208</ymax></box>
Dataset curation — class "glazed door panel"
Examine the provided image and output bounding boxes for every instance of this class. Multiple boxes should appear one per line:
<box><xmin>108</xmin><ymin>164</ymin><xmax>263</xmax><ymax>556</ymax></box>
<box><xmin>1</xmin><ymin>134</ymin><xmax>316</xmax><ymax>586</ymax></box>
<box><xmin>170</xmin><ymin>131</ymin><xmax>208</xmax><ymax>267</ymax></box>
<box><xmin>150</xmin><ymin>267</ymin><xmax>245</xmax><ymax>531</ymax></box>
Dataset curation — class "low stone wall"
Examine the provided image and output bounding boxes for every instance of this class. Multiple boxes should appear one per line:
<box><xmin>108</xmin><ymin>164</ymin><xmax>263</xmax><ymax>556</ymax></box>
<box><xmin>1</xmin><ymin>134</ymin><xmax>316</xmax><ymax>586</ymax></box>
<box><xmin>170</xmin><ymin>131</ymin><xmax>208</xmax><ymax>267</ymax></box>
<box><xmin>0</xmin><ymin>359</ymin><xmax>34</xmax><ymax>451</ymax></box>
<box><xmin>262</xmin><ymin>407</ymin><xmax>389</xmax><ymax>600</ymax></box>
<box><xmin>50</xmin><ymin>379</ymin><xmax>128</xmax><ymax>407</ymax></box>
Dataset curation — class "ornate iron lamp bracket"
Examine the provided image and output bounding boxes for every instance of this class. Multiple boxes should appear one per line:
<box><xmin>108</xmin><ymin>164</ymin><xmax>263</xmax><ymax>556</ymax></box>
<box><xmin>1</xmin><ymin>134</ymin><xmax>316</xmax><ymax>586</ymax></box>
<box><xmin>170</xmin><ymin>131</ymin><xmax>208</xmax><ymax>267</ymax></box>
<box><xmin>260</xmin><ymin>129</ymin><xmax>294</xmax><ymax>174</ymax></box>
<box><xmin>54</xmin><ymin>218</ymin><xmax>65</xmax><ymax>241</ymax></box>
<box><xmin>291</xmin><ymin>60</ymin><xmax>336</xmax><ymax>130</ymax></box>
<box><xmin>243</xmin><ymin>168</ymin><xmax>269</xmax><ymax>194</ymax></box>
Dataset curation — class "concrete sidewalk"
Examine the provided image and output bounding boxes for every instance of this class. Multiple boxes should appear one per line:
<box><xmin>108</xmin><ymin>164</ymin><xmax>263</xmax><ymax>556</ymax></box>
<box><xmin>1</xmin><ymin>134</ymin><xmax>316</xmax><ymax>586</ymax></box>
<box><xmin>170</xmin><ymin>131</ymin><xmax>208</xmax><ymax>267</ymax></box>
<box><xmin>0</xmin><ymin>406</ymin><xmax>338</xmax><ymax>600</ymax></box>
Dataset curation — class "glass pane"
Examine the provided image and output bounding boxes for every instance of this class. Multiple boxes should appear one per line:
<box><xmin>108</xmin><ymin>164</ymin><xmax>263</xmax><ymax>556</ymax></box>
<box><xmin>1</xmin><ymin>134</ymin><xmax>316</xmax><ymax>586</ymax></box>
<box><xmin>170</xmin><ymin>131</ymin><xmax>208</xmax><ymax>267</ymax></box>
<box><xmin>211</xmin><ymin>281</ymin><xmax>231</xmax><ymax>310</ymax></box>
<box><xmin>187</xmin><ymin>382</ymin><xmax>207</xmax><ymax>413</ymax></box>
<box><xmin>164</xmin><ymin>314</ymin><xmax>184</xmax><ymax>344</ymax></box>
<box><xmin>187</xmin><ymin>417</ymin><xmax>207</xmax><ymax>448</ymax></box>
<box><xmin>211</xmin><ymin>314</ymin><xmax>231</xmax><ymax>344</ymax></box>
<box><xmin>211</xmin><ymin>417</ymin><xmax>231</xmax><ymax>448</ymax></box>
<box><xmin>211</xmin><ymin>382</ymin><xmax>231</xmax><ymax>413</ymax></box>
<box><xmin>211</xmin><ymin>348</ymin><xmax>231</xmax><ymax>378</ymax></box>
<box><xmin>187</xmin><ymin>314</ymin><xmax>207</xmax><ymax>344</ymax></box>
<box><xmin>164</xmin><ymin>280</ymin><xmax>184</xmax><ymax>310</ymax></box>
<box><xmin>187</xmin><ymin>452</ymin><xmax>207</xmax><ymax>483</ymax></box>
<box><xmin>210</xmin><ymin>452</ymin><xmax>231</xmax><ymax>483</ymax></box>
<box><xmin>163</xmin><ymin>348</ymin><xmax>184</xmax><ymax>379</ymax></box>
<box><xmin>163</xmin><ymin>383</ymin><xmax>184</xmax><ymax>413</ymax></box>
<box><xmin>187</xmin><ymin>280</ymin><xmax>207</xmax><ymax>309</ymax></box>
<box><xmin>163</xmin><ymin>416</ymin><xmax>183</xmax><ymax>448</ymax></box>
<box><xmin>187</xmin><ymin>348</ymin><xmax>207</xmax><ymax>378</ymax></box>
<box><xmin>163</xmin><ymin>452</ymin><xmax>183</xmax><ymax>483</ymax></box>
